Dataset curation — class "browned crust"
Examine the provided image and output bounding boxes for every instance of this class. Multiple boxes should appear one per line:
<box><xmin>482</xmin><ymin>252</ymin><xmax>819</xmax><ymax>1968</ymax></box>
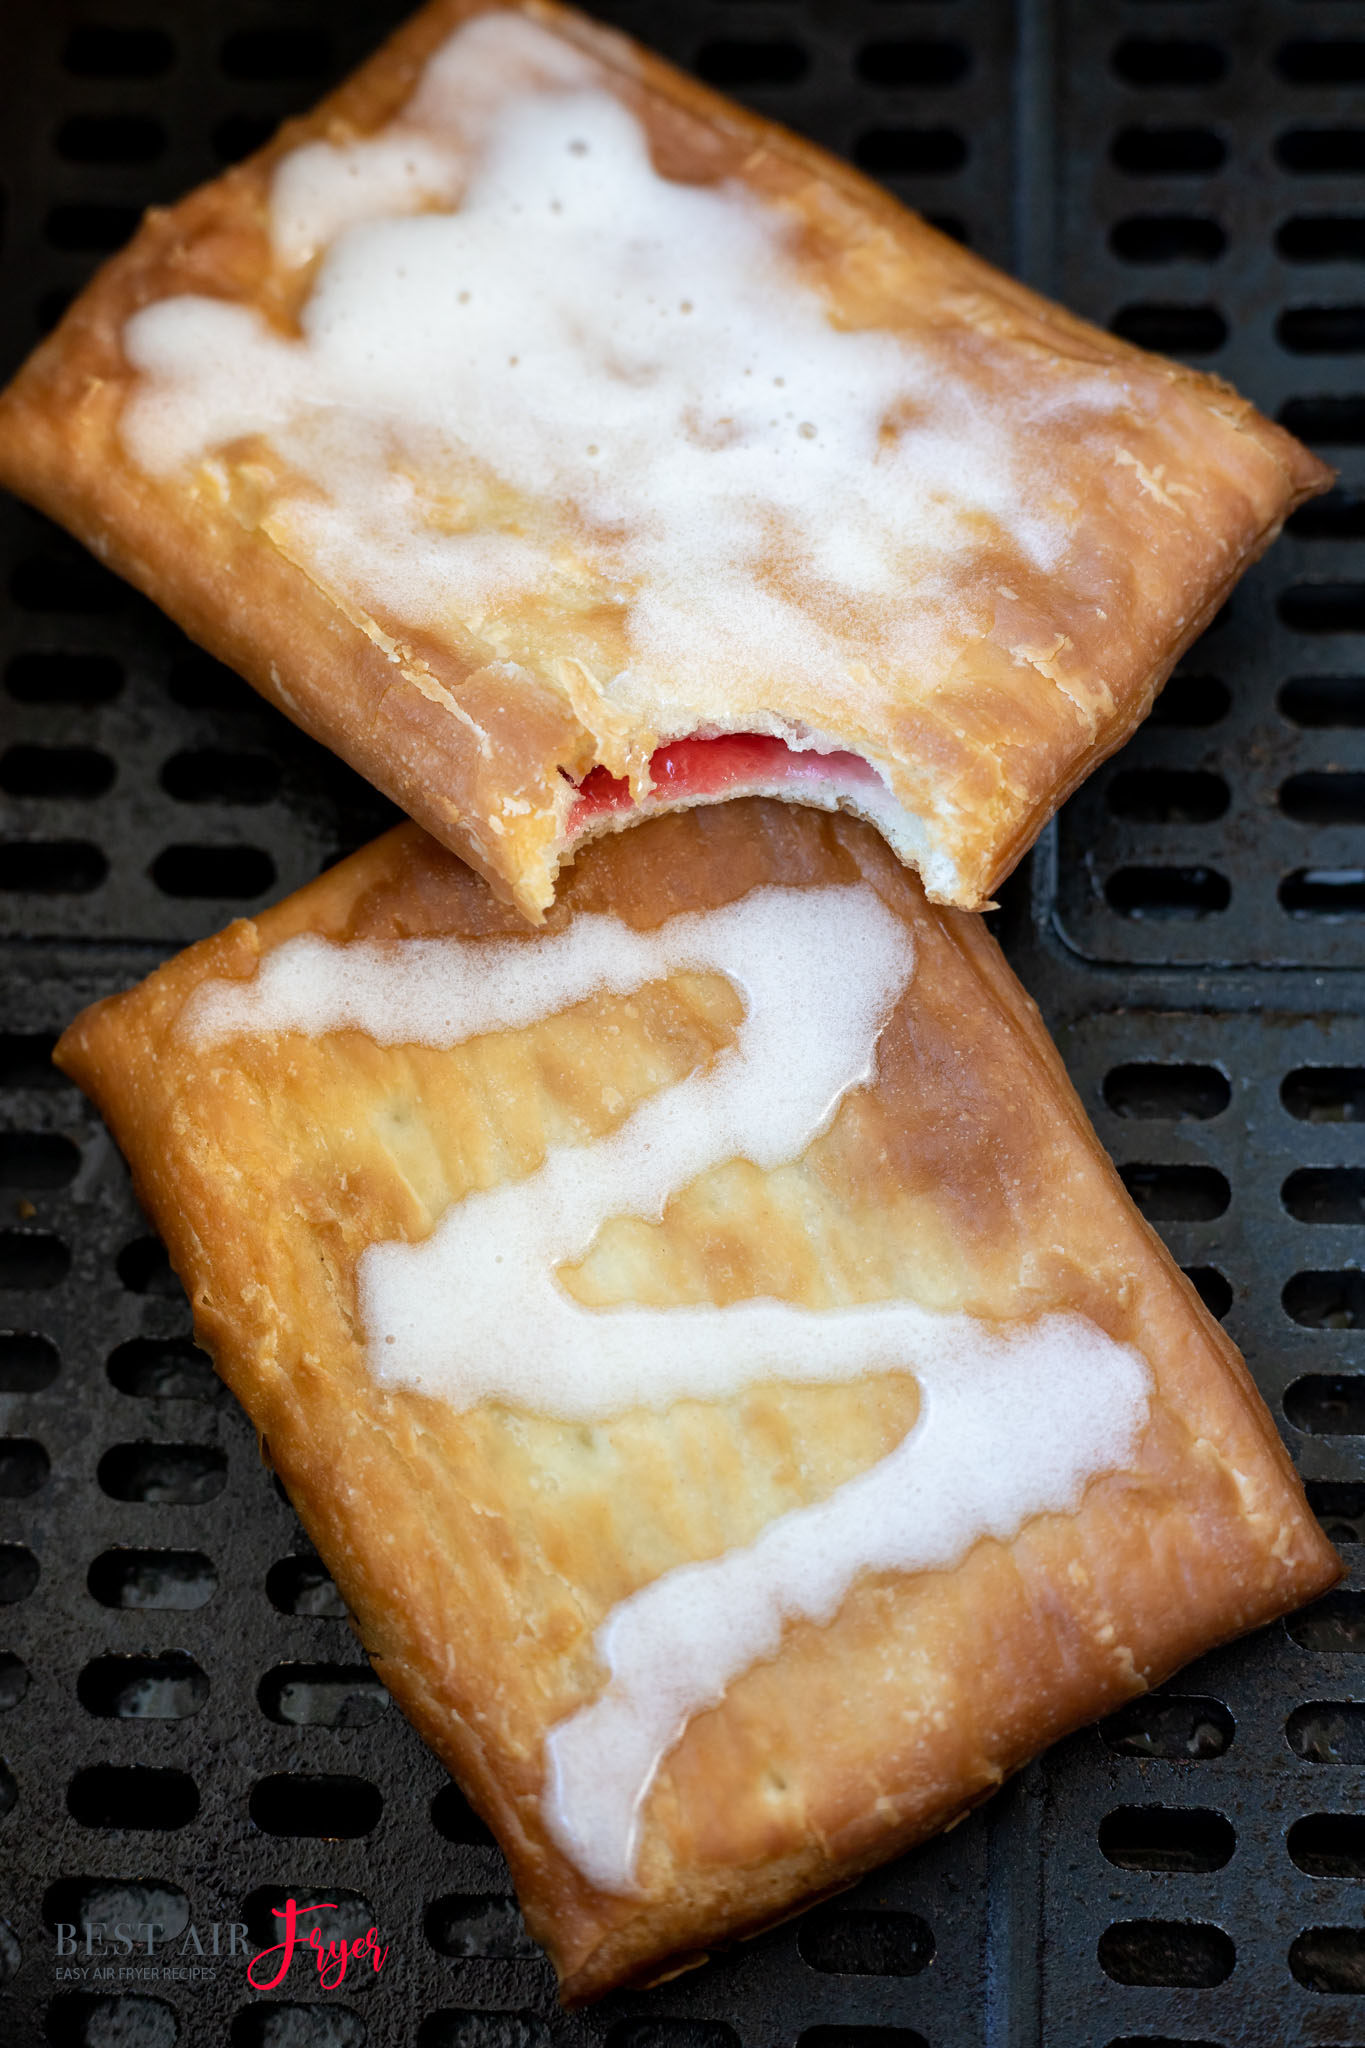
<box><xmin>54</xmin><ymin>803</ymin><xmax>1340</xmax><ymax>2000</ymax></box>
<box><xmin>0</xmin><ymin>0</ymin><xmax>1331</xmax><ymax>920</ymax></box>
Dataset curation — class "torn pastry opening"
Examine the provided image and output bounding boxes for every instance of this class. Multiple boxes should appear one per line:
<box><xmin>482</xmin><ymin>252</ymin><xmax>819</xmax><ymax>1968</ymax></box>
<box><xmin>559</xmin><ymin>733</ymin><xmax>964</xmax><ymax>902</ymax></box>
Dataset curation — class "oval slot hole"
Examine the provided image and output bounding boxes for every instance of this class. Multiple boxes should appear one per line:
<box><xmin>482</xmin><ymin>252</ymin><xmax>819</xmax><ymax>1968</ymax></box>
<box><xmin>257</xmin><ymin>1664</ymin><xmax>388</xmax><ymax>1729</ymax></box>
<box><xmin>611</xmin><ymin>2027</ymin><xmax>742</xmax><ymax>2048</ymax></box>
<box><xmin>797</xmin><ymin>1907</ymin><xmax>935</xmax><ymax>1977</ymax></box>
<box><xmin>1285</xmin><ymin>1261</ymin><xmax>1365</xmax><ymax>1327</ymax></box>
<box><xmin>1282</xmin><ymin>677</ymin><xmax>1365</xmax><ymax>730</ymax></box>
<box><xmin>0</xmin><ymin>1653</ymin><xmax>29</xmax><ymax>1712</ymax></box>
<box><xmin>0</xmin><ymin>1033</ymin><xmax>64</xmax><ymax>1089</ymax></box>
<box><xmin>430</xmin><ymin>1784</ymin><xmax>497</xmax><ymax>1850</ymax></box>
<box><xmin>10</xmin><ymin>554</ymin><xmax>123</xmax><ymax>614</ymax></box>
<box><xmin>1284</xmin><ymin>1168</ymin><xmax>1365</xmax><ymax>1224</ymax></box>
<box><xmin>1282</xmin><ymin>772</ymin><xmax>1365</xmax><ymax>823</ymax></box>
<box><xmin>797</xmin><ymin>2034</ymin><xmax>927</xmax><ymax>2048</ymax></box>
<box><xmin>1110</xmin><ymin>216</ymin><xmax>1225</xmax><ymax>264</ymax></box>
<box><xmin>1112</xmin><ymin>39</ymin><xmax>1227</xmax><ymax>88</ymax></box>
<box><xmin>88</xmin><ymin>1548</ymin><xmax>218</xmax><ymax>1612</ymax></box>
<box><xmin>1104</xmin><ymin>1064</ymin><xmax>1229</xmax><ymax>1120</ymax></box>
<box><xmin>1279</xmin><ymin>128</ymin><xmax>1365</xmax><ymax>176</ymax></box>
<box><xmin>0</xmin><ymin>1231</ymin><xmax>69</xmax><ymax>1289</ymax></box>
<box><xmin>856</xmin><ymin>40</ymin><xmax>969</xmax><ymax>88</ymax></box>
<box><xmin>46</xmin><ymin>203</ymin><xmax>145</xmax><ymax>254</ymax></box>
<box><xmin>1105</xmin><ymin>866</ymin><xmax>1230</xmax><ymax>917</ymax></box>
<box><xmin>78</xmin><ymin>1652</ymin><xmax>209</xmax><ymax>1720</ymax></box>
<box><xmin>55</xmin><ymin>113</ymin><xmax>166</xmax><ymax>165</ymax></box>
<box><xmin>1280</xmin><ymin>217</ymin><xmax>1365</xmax><ymax>265</ymax></box>
<box><xmin>1111</xmin><ymin>125</ymin><xmax>1226</xmax><ymax>176</ymax></box>
<box><xmin>1287</xmin><ymin>1701</ymin><xmax>1365</xmax><ymax>1763</ymax></box>
<box><xmin>1110</xmin><ymin>305</ymin><xmax>1227</xmax><ymax>355</ymax></box>
<box><xmin>424</xmin><ymin>1893</ymin><xmax>540</xmax><ymax>1960</ymax></box>
<box><xmin>1282</xmin><ymin>867</ymin><xmax>1365</xmax><ymax>916</ymax></box>
<box><xmin>0</xmin><ymin>1546</ymin><xmax>39</xmax><ymax>1604</ymax></box>
<box><xmin>116</xmin><ymin>1237</ymin><xmax>184</xmax><ymax>1299</ymax></box>
<box><xmin>266</xmin><ymin>1556</ymin><xmax>347</xmax><ymax>1620</ymax></box>
<box><xmin>1286</xmin><ymin>1373</ymin><xmax>1365</xmax><ymax>1431</ymax></box>
<box><xmin>0</xmin><ymin>1438</ymin><xmax>48</xmax><ymax>1498</ymax></box>
<box><xmin>5</xmin><ymin>653</ymin><xmax>123</xmax><ymax>706</ymax></box>
<box><xmin>212</xmin><ymin>114</ymin><xmax>278</xmax><ymax>166</ymax></box>
<box><xmin>97</xmin><ymin>1443</ymin><xmax>226</xmax><ymax>1507</ymax></box>
<box><xmin>1097</xmin><ymin>1919</ymin><xmax>1234</xmax><ymax>1988</ymax></box>
<box><xmin>166</xmin><ymin>653</ymin><xmax>257</xmax><ymax>713</ymax></box>
<box><xmin>0</xmin><ymin>745</ymin><xmax>115</xmax><ymax>800</ymax></box>
<box><xmin>43</xmin><ymin>1877</ymin><xmax>189</xmax><ymax>1947</ymax></box>
<box><xmin>694</xmin><ymin>39</ymin><xmax>809</xmax><ymax>88</ymax></box>
<box><xmin>1308</xmin><ymin>1481</ymin><xmax>1365</xmax><ymax>1544</ymax></box>
<box><xmin>150</xmin><ymin>845</ymin><xmax>276</xmax><ymax>900</ymax></box>
<box><xmin>1287</xmin><ymin>1591</ymin><xmax>1365</xmax><ymax>1653</ymax></box>
<box><xmin>1283</xmin><ymin>1068</ymin><xmax>1365</xmax><ymax>1122</ymax></box>
<box><xmin>0</xmin><ymin>1133</ymin><xmax>78</xmax><ymax>1191</ymax></box>
<box><xmin>0</xmin><ymin>843</ymin><xmax>107</xmax><ymax>894</ymax></box>
<box><xmin>1291</xmin><ymin>1925</ymin><xmax>1365</xmax><ymax>1992</ymax></box>
<box><xmin>1279</xmin><ymin>41</ymin><xmax>1365</xmax><ymax>86</ymax></box>
<box><xmin>854</xmin><ymin>129</ymin><xmax>967</xmax><ymax>177</ymax></box>
<box><xmin>417</xmin><ymin>2014</ymin><xmax>550</xmax><ymax>2048</ymax></box>
<box><xmin>1289</xmin><ymin>1813</ymin><xmax>1365</xmax><ymax>1877</ymax></box>
<box><xmin>1098</xmin><ymin>1805</ymin><xmax>1234</xmax><ymax>1873</ymax></box>
<box><xmin>248</xmin><ymin>1774</ymin><xmax>382</xmax><ymax>1839</ymax></box>
<box><xmin>1106</xmin><ymin>768</ymin><xmax>1229</xmax><ymax>823</ymax></box>
<box><xmin>67</xmin><ymin>1765</ymin><xmax>199</xmax><ymax>1831</ymax></box>
<box><xmin>1119</xmin><ymin>1164</ymin><xmax>1229</xmax><ymax>1220</ymax></box>
<box><xmin>160</xmin><ymin>750</ymin><xmax>282</xmax><ymax>806</ymax></box>
<box><xmin>1281</xmin><ymin>583</ymin><xmax>1365</xmax><ymax>631</ymax></box>
<box><xmin>0</xmin><ymin>1333</ymin><xmax>58</xmax><ymax>1390</ymax></box>
<box><xmin>1184</xmin><ymin>1266</ymin><xmax>1232</xmax><ymax>1319</ymax></box>
<box><xmin>1290</xmin><ymin>493</ymin><xmax>1365</xmax><ymax>541</ymax></box>
<box><xmin>1280</xmin><ymin>397</ymin><xmax>1365</xmax><ymax>447</ymax></box>
<box><xmin>62</xmin><ymin>24</ymin><xmax>174</xmax><ymax>76</ymax></box>
<box><xmin>108</xmin><ymin>1339</ymin><xmax>217</xmax><ymax>1401</ymax></box>
<box><xmin>1151</xmin><ymin>674</ymin><xmax>1229</xmax><ymax>728</ymax></box>
<box><xmin>1100</xmin><ymin>1694</ymin><xmax>1234</xmax><ymax>1760</ymax></box>
<box><xmin>219</xmin><ymin>27</ymin><xmax>329</xmax><ymax>79</ymax></box>
<box><xmin>230</xmin><ymin>2001</ymin><xmax>368</xmax><ymax>2048</ymax></box>
<box><xmin>46</xmin><ymin>1993</ymin><xmax>180</xmax><ymax>2048</ymax></box>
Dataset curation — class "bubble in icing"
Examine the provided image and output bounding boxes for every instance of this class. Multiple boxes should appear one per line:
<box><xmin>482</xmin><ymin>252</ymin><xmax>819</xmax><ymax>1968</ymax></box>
<box><xmin>117</xmin><ymin>12</ymin><xmax>1122</xmax><ymax>718</ymax></box>
<box><xmin>183</xmin><ymin>876</ymin><xmax>1154</xmax><ymax>1893</ymax></box>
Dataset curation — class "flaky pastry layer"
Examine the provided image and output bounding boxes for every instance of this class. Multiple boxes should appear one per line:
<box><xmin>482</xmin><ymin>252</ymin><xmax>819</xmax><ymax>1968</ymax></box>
<box><xmin>0</xmin><ymin>0</ymin><xmax>1331</xmax><ymax>920</ymax></box>
<box><xmin>56</xmin><ymin>803</ymin><xmax>1338</xmax><ymax>1999</ymax></box>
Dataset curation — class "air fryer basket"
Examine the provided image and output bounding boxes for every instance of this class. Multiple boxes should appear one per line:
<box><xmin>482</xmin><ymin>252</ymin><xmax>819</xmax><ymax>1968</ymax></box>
<box><xmin>3</xmin><ymin>3</ymin><xmax>1365</xmax><ymax>2043</ymax></box>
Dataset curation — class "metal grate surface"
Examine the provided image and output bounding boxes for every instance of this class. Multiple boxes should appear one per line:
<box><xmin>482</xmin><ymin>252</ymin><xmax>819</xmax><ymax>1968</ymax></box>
<box><xmin>4</xmin><ymin>3</ymin><xmax>1365</xmax><ymax>2045</ymax></box>
<box><xmin>1050</xmin><ymin>0</ymin><xmax>1365</xmax><ymax>970</ymax></box>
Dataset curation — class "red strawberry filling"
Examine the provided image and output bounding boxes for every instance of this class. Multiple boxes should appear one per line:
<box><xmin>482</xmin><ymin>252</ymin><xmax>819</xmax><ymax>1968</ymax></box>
<box><xmin>567</xmin><ymin>733</ymin><xmax>880</xmax><ymax>833</ymax></box>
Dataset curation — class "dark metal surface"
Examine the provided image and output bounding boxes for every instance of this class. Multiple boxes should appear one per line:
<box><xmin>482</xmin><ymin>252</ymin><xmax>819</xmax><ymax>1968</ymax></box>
<box><xmin>1</xmin><ymin>2</ymin><xmax>1364</xmax><ymax>2043</ymax></box>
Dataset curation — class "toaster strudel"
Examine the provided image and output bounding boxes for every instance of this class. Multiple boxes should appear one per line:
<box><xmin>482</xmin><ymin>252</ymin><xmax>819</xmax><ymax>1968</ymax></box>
<box><xmin>0</xmin><ymin>0</ymin><xmax>1330</xmax><ymax>921</ymax></box>
<box><xmin>55</xmin><ymin>801</ymin><xmax>1339</xmax><ymax>1999</ymax></box>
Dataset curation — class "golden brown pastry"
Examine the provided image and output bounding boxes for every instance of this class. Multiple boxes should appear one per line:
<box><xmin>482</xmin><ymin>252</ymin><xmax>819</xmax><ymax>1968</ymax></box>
<box><xmin>55</xmin><ymin>801</ymin><xmax>1338</xmax><ymax>2001</ymax></box>
<box><xmin>0</xmin><ymin>0</ymin><xmax>1329</xmax><ymax>922</ymax></box>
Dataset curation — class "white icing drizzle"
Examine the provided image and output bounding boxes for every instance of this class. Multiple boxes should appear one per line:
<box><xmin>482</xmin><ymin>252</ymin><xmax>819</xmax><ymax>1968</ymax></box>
<box><xmin>185</xmin><ymin>880</ymin><xmax>1152</xmax><ymax>1891</ymax></box>
<box><xmin>547</xmin><ymin>1319</ymin><xmax>1149</xmax><ymax>1891</ymax></box>
<box><xmin>119</xmin><ymin>13</ymin><xmax>1122</xmax><ymax>721</ymax></box>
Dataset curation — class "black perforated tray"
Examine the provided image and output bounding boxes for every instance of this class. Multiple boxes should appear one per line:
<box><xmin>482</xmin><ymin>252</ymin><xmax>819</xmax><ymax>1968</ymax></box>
<box><xmin>5</xmin><ymin>3</ymin><xmax>1365</xmax><ymax>2045</ymax></box>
